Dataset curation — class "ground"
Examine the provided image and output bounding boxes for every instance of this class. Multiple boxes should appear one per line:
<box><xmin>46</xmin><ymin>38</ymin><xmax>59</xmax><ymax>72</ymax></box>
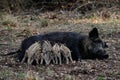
<box><xmin>0</xmin><ymin>11</ymin><xmax>120</xmax><ymax>80</ymax></box>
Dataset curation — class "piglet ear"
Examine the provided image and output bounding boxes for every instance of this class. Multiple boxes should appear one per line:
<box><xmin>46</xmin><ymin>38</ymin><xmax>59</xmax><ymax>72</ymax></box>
<box><xmin>89</xmin><ymin>27</ymin><xmax>99</xmax><ymax>39</ymax></box>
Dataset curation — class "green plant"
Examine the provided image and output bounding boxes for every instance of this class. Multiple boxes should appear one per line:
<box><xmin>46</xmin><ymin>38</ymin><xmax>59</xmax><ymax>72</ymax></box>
<box><xmin>1</xmin><ymin>14</ymin><xmax>18</xmax><ymax>27</ymax></box>
<box><xmin>46</xmin><ymin>67</ymin><xmax>55</xmax><ymax>76</ymax></box>
<box><xmin>0</xmin><ymin>12</ymin><xmax>4</xmax><ymax>19</ymax></box>
<box><xmin>2</xmin><ymin>20</ymin><xmax>13</xmax><ymax>26</ymax></box>
<box><xmin>97</xmin><ymin>76</ymin><xmax>105</xmax><ymax>80</ymax></box>
<box><xmin>0</xmin><ymin>69</ymin><xmax>13</xmax><ymax>78</ymax></box>
<box><xmin>41</xmin><ymin>19</ymin><xmax>48</xmax><ymax>27</ymax></box>
<box><xmin>64</xmin><ymin>21</ymin><xmax>71</xmax><ymax>25</ymax></box>
<box><xmin>0</xmin><ymin>69</ymin><xmax>25</xmax><ymax>79</ymax></box>
<box><xmin>65</xmin><ymin>74</ymin><xmax>72</xmax><ymax>80</ymax></box>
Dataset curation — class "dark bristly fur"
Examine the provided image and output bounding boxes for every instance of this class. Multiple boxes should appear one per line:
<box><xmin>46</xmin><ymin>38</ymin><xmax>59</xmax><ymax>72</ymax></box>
<box><xmin>2</xmin><ymin>28</ymin><xmax>109</xmax><ymax>62</ymax></box>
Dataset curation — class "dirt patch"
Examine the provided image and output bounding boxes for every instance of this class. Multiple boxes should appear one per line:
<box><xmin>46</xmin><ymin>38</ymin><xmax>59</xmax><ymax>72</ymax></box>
<box><xmin>0</xmin><ymin>12</ymin><xmax>120</xmax><ymax>80</ymax></box>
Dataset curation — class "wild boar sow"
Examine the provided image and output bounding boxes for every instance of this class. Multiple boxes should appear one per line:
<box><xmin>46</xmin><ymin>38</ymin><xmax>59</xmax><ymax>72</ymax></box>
<box><xmin>6</xmin><ymin>28</ymin><xmax>109</xmax><ymax>62</ymax></box>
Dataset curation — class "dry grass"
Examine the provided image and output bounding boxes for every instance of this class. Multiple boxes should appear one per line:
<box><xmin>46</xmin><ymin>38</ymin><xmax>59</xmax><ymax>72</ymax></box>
<box><xmin>0</xmin><ymin>10</ymin><xmax>120</xmax><ymax>80</ymax></box>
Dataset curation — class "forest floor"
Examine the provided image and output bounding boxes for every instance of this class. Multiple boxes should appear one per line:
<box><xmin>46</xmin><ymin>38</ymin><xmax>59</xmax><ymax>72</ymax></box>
<box><xmin>0</xmin><ymin>11</ymin><xmax>120</xmax><ymax>80</ymax></box>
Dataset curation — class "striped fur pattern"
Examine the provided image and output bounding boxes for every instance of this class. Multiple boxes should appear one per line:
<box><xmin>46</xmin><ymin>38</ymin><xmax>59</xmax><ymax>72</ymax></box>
<box><xmin>22</xmin><ymin>40</ymin><xmax>73</xmax><ymax>65</ymax></box>
<box><xmin>60</xmin><ymin>44</ymin><xmax>73</xmax><ymax>64</ymax></box>
<box><xmin>52</xmin><ymin>43</ymin><xmax>62</xmax><ymax>64</ymax></box>
<box><xmin>41</xmin><ymin>40</ymin><xmax>53</xmax><ymax>65</ymax></box>
<box><xmin>21</xmin><ymin>41</ymin><xmax>42</xmax><ymax>65</ymax></box>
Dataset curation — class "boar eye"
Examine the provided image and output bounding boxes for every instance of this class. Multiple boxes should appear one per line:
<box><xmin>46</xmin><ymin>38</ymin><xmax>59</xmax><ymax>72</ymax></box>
<box><xmin>88</xmin><ymin>45</ymin><xmax>93</xmax><ymax>50</ymax></box>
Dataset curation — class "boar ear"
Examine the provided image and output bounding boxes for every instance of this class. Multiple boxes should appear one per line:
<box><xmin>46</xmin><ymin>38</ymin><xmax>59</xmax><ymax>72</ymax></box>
<box><xmin>89</xmin><ymin>27</ymin><xmax>99</xmax><ymax>39</ymax></box>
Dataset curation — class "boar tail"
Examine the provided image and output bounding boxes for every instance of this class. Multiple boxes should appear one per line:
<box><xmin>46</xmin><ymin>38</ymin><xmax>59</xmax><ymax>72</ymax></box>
<box><xmin>0</xmin><ymin>49</ymin><xmax>21</xmax><ymax>56</ymax></box>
